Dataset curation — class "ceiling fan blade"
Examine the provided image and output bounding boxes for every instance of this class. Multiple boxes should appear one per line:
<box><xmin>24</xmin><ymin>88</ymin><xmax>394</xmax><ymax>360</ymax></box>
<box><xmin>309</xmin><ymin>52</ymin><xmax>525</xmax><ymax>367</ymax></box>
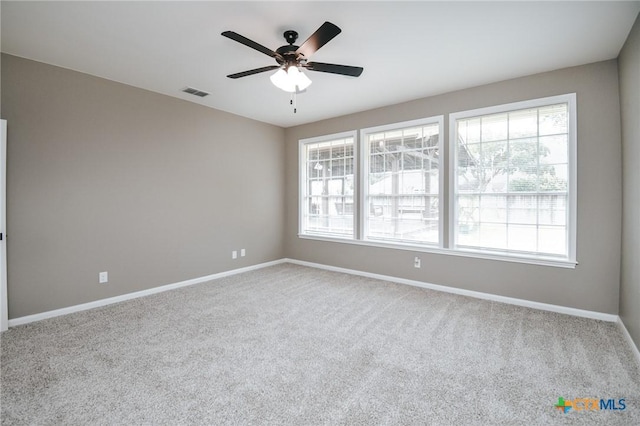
<box><xmin>296</xmin><ymin>22</ymin><xmax>341</xmax><ymax>59</ymax></box>
<box><xmin>221</xmin><ymin>31</ymin><xmax>283</xmax><ymax>62</ymax></box>
<box><xmin>305</xmin><ymin>62</ymin><xmax>364</xmax><ymax>77</ymax></box>
<box><xmin>227</xmin><ymin>65</ymin><xmax>280</xmax><ymax>79</ymax></box>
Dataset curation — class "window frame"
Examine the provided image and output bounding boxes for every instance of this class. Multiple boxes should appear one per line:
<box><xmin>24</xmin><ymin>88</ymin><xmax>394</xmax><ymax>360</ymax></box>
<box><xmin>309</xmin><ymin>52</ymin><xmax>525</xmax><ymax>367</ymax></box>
<box><xmin>298</xmin><ymin>130</ymin><xmax>358</xmax><ymax>240</ymax></box>
<box><xmin>448</xmin><ymin>93</ymin><xmax>577</xmax><ymax>266</ymax></box>
<box><xmin>297</xmin><ymin>94</ymin><xmax>577</xmax><ymax>269</ymax></box>
<box><xmin>360</xmin><ymin>116</ymin><xmax>445</xmax><ymax>248</ymax></box>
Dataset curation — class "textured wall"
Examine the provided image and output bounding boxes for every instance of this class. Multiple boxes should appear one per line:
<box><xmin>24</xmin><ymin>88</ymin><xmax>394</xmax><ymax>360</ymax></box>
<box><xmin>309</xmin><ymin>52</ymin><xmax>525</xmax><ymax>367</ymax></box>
<box><xmin>1</xmin><ymin>54</ymin><xmax>285</xmax><ymax>318</ymax></box>
<box><xmin>284</xmin><ymin>60</ymin><xmax>622</xmax><ymax>315</ymax></box>
<box><xmin>619</xmin><ymin>14</ymin><xmax>640</xmax><ymax>350</ymax></box>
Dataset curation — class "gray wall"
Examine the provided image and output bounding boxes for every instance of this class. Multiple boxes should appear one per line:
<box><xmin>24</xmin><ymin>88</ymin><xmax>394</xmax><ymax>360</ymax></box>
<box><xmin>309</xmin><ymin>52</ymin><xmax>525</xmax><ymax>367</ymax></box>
<box><xmin>284</xmin><ymin>60</ymin><xmax>622</xmax><ymax>315</ymax></box>
<box><xmin>0</xmin><ymin>3</ymin><xmax>3</xmax><ymax>113</ymax></box>
<box><xmin>0</xmin><ymin>52</ymin><xmax>629</xmax><ymax>321</ymax></box>
<box><xmin>619</xmin><ymin>15</ymin><xmax>640</xmax><ymax>349</ymax></box>
<box><xmin>1</xmin><ymin>54</ymin><xmax>285</xmax><ymax>319</ymax></box>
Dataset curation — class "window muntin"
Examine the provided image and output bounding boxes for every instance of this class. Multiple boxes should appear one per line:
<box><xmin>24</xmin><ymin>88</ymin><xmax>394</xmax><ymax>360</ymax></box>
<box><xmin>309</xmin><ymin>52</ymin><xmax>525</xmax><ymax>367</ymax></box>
<box><xmin>451</xmin><ymin>95</ymin><xmax>575</xmax><ymax>260</ymax></box>
<box><xmin>298</xmin><ymin>95</ymin><xmax>576</xmax><ymax>268</ymax></box>
<box><xmin>363</xmin><ymin>118</ymin><xmax>443</xmax><ymax>246</ymax></box>
<box><xmin>300</xmin><ymin>133</ymin><xmax>356</xmax><ymax>239</ymax></box>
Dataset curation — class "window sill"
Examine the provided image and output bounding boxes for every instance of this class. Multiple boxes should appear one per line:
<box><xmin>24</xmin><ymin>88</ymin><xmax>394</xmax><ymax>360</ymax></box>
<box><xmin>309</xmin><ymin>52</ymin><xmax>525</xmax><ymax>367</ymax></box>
<box><xmin>297</xmin><ymin>234</ymin><xmax>577</xmax><ymax>269</ymax></box>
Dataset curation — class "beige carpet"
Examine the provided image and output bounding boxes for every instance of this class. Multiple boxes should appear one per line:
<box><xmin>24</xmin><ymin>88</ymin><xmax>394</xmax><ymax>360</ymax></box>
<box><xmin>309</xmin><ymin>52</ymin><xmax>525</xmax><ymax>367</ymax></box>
<box><xmin>1</xmin><ymin>263</ymin><xmax>639</xmax><ymax>425</ymax></box>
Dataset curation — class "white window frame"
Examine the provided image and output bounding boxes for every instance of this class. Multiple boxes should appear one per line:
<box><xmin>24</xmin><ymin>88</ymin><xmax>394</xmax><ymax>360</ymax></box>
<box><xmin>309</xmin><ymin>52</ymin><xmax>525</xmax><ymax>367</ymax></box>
<box><xmin>298</xmin><ymin>131</ymin><xmax>358</xmax><ymax>240</ymax></box>
<box><xmin>448</xmin><ymin>94</ymin><xmax>577</xmax><ymax>266</ymax></box>
<box><xmin>297</xmin><ymin>95</ymin><xmax>577</xmax><ymax>269</ymax></box>
<box><xmin>360</xmin><ymin>116</ymin><xmax>445</xmax><ymax>248</ymax></box>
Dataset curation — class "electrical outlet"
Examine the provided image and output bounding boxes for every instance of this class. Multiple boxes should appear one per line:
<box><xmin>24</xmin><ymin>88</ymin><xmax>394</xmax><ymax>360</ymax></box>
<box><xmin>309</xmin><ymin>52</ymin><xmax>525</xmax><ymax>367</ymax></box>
<box><xmin>99</xmin><ymin>271</ymin><xmax>108</xmax><ymax>284</ymax></box>
<box><xmin>240</xmin><ymin>249</ymin><xmax>246</xmax><ymax>257</ymax></box>
<box><xmin>232</xmin><ymin>250</ymin><xmax>238</xmax><ymax>259</ymax></box>
<box><xmin>414</xmin><ymin>257</ymin><xmax>421</xmax><ymax>268</ymax></box>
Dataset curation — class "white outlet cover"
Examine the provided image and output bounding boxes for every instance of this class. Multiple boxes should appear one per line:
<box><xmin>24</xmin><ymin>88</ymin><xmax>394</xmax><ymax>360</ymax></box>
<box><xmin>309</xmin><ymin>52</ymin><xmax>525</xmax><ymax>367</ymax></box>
<box><xmin>99</xmin><ymin>271</ymin><xmax>108</xmax><ymax>283</ymax></box>
<box><xmin>241</xmin><ymin>249</ymin><xmax>246</xmax><ymax>257</ymax></box>
<box><xmin>232</xmin><ymin>251</ymin><xmax>237</xmax><ymax>259</ymax></box>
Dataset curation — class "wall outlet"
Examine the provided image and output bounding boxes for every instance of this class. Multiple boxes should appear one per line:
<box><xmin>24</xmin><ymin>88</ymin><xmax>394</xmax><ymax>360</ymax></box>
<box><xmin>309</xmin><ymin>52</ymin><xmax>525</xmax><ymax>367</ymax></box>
<box><xmin>240</xmin><ymin>249</ymin><xmax>246</xmax><ymax>257</ymax></box>
<box><xmin>99</xmin><ymin>271</ymin><xmax>108</xmax><ymax>284</ymax></box>
<box><xmin>232</xmin><ymin>250</ymin><xmax>238</xmax><ymax>259</ymax></box>
<box><xmin>414</xmin><ymin>257</ymin><xmax>421</xmax><ymax>268</ymax></box>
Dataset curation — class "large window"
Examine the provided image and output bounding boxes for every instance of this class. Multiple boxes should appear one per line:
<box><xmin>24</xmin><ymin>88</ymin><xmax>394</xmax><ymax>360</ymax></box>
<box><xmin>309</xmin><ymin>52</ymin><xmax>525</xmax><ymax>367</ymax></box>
<box><xmin>299</xmin><ymin>132</ymin><xmax>356</xmax><ymax>239</ymax></box>
<box><xmin>450</xmin><ymin>94</ymin><xmax>576</xmax><ymax>262</ymax></box>
<box><xmin>298</xmin><ymin>94</ymin><xmax>577</xmax><ymax>267</ymax></box>
<box><xmin>362</xmin><ymin>118</ymin><xmax>443</xmax><ymax>246</ymax></box>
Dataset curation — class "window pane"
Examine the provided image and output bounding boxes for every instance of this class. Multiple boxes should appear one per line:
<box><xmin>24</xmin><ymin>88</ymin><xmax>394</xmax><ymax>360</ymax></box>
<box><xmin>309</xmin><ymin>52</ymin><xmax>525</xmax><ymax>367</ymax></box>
<box><xmin>539</xmin><ymin>135</ymin><xmax>568</xmax><ymax>165</ymax></box>
<box><xmin>509</xmin><ymin>108</ymin><xmax>538</xmax><ymax>139</ymax></box>
<box><xmin>481</xmin><ymin>140</ymin><xmax>508</xmax><ymax>168</ymax></box>
<box><xmin>400</xmin><ymin>170</ymin><xmax>426</xmax><ymax>193</ymax></box>
<box><xmin>540</xmin><ymin>164</ymin><xmax>567</xmax><ymax>192</ymax></box>
<box><xmin>508</xmin><ymin>225</ymin><xmax>537</xmax><ymax>252</ymax></box>
<box><xmin>480</xmin><ymin>195</ymin><xmax>506</xmax><ymax>222</ymax></box>
<box><xmin>509</xmin><ymin>138</ymin><xmax>538</xmax><ymax>174</ymax></box>
<box><xmin>310</xmin><ymin>180</ymin><xmax>323</xmax><ymax>196</ymax></box>
<box><xmin>328</xmin><ymin>179</ymin><xmax>344</xmax><ymax>195</ymax></box>
<box><xmin>331</xmin><ymin>144</ymin><xmax>344</xmax><ymax>158</ymax></box>
<box><xmin>458</xmin><ymin>195</ymin><xmax>480</xmax><ymax>224</ymax></box>
<box><xmin>479</xmin><ymin>223</ymin><xmax>507</xmax><ymax>250</ymax></box>
<box><xmin>508</xmin><ymin>207</ymin><xmax>538</xmax><ymax>225</ymax></box>
<box><xmin>539</xmin><ymin>104</ymin><xmax>567</xmax><ymax>136</ymax></box>
<box><xmin>458</xmin><ymin>118</ymin><xmax>481</xmax><ymax>143</ymax></box>
<box><xmin>481</xmin><ymin>114</ymin><xmax>508</xmax><ymax>142</ymax></box>
<box><xmin>538</xmin><ymin>195</ymin><xmax>566</xmax><ymax>226</ymax></box>
<box><xmin>458</xmin><ymin>142</ymin><xmax>480</xmax><ymax>168</ymax></box>
<box><xmin>538</xmin><ymin>226</ymin><xmax>567</xmax><ymax>255</ymax></box>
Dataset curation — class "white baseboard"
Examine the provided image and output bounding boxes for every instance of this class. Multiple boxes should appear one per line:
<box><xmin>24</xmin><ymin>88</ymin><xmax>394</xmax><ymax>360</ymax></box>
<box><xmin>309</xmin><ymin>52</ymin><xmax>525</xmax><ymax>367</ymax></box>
<box><xmin>7</xmin><ymin>257</ymin><xmax>621</xmax><ymax>329</ymax></box>
<box><xmin>8</xmin><ymin>259</ymin><xmax>287</xmax><ymax>328</ymax></box>
<box><xmin>283</xmin><ymin>258</ymin><xmax>619</xmax><ymax>323</ymax></box>
<box><xmin>617</xmin><ymin>317</ymin><xmax>640</xmax><ymax>366</ymax></box>
<box><xmin>6</xmin><ymin>256</ymin><xmax>639</xmax><ymax>375</ymax></box>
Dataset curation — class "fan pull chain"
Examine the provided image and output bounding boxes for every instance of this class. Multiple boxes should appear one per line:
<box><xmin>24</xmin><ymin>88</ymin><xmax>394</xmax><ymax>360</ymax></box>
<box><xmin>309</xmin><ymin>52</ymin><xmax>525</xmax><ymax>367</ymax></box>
<box><xmin>290</xmin><ymin>92</ymin><xmax>297</xmax><ymax>114</ymax></box>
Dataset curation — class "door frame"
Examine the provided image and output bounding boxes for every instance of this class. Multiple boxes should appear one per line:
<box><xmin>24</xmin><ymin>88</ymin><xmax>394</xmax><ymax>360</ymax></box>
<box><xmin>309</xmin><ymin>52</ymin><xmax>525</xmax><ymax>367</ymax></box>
<box><xmin>1</xmin><ymin>120</ymin><xmax>7</xmax><ymax>332</ymax></box>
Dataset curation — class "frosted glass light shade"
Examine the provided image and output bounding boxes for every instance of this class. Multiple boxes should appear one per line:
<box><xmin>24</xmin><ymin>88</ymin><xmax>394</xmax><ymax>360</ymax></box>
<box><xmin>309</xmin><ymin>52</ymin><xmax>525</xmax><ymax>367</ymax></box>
<box><xmin>293</xmin><ymin>68</ymin><xmax>312</xmax><ymax>91</ymax></box>
<box><xmin>270</xmin><ymin>66</ymin><xmax>312</xmax><ymax>92</ymax></box>
<box><xmin>270</xmin><ymin>69</ymin><xmax>295</xmax><ymax>92</ymax></box>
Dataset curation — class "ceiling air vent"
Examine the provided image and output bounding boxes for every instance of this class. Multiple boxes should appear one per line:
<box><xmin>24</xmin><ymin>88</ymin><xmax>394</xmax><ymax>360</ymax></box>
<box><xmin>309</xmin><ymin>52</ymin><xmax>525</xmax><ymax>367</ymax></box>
<box><xmin>182</xmin><ymin>87</ymin><xmax>210</xmax><ymax>97</ymax></box>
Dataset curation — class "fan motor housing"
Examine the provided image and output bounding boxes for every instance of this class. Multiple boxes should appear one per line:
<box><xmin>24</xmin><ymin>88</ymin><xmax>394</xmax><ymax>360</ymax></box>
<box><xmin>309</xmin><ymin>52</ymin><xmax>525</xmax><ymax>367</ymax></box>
<box><xmin>275</xmin><ymin>44</ymin><xmax>302</xmax><ymax>65</ymax></box>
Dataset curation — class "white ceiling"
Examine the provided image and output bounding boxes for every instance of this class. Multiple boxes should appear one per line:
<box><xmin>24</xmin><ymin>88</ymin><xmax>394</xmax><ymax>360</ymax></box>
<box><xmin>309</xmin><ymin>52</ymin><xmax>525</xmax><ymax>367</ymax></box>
<box><xmin>2</xmin><ymin>1</ymin><xmax>639</xmax><ymax>128</ymax></box>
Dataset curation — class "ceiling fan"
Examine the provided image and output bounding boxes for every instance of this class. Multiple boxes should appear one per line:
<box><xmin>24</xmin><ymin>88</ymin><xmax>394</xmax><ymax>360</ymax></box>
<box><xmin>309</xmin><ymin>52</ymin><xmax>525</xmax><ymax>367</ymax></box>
<box><xmin>221</xmin><ymin>22</ymin><xmax>364</xmax><ymax>94</ymax></box>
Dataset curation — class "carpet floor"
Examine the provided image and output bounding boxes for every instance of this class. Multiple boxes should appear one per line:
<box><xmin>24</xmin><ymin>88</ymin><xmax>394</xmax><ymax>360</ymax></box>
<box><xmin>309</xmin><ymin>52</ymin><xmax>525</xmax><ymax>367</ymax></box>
<box><xmin>1</xmin><ymin>263</ymin><xmax>639</xmax><ymax>425</ymax></box>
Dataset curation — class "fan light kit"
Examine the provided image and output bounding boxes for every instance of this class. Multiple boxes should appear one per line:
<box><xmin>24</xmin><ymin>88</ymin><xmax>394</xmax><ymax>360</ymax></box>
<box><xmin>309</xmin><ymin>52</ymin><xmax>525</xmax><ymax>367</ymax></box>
<box><xmin>222</xmin><ymin>22</ymin><xmax>363</xmax><ymax>113</ymax></box>
<box><xmin>269</xmin><ymin>66</ymin><xmax>312</xmax><ymax>93</ymax></box>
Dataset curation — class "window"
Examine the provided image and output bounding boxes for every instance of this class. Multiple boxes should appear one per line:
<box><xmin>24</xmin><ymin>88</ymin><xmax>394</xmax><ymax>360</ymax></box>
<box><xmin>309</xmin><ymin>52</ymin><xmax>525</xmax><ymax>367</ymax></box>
<box><xmin>362</xmin><ymin>118</ymin><xmax>443</xmax><ymax>246</ymax></box>
<box><xmin>450</xmin><ymin>94</ymin><xmax>576</xmax><ymax>262</ymax></box>
<box><xmin>298</xmin><ymin>94</ymin><xmax>577</xmax><ymax>268</ymax></box>
<box><xmin>299</xmin><ymin>132</ymin><xmax>356</xmax><ymax>239</ymax></box>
